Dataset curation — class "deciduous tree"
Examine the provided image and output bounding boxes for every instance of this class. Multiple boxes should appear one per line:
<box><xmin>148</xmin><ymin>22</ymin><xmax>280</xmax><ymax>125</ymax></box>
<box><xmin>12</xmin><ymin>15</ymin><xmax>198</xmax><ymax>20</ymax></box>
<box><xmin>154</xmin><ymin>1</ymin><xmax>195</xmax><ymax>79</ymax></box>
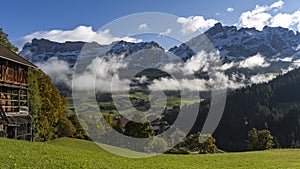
<box><xmin>246</xmin><ymin>128</ymin><xmax>274</xmax><ymax>151</ymax></box>
<box><xmin>0</xmin><ymin>28</ymin><xmax>18</xmax><ymax>52</ymax></box>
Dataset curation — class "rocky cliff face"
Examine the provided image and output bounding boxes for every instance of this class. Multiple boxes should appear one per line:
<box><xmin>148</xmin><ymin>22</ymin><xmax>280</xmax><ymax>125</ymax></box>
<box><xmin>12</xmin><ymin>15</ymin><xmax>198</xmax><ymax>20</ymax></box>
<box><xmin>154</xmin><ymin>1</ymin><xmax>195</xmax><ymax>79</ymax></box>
<box><xmin>20</xmin><ymin>38</ymin><xmax>163</xmax><ymax>67</ymax></box>
<box><xmin>171</xmin><ymin>23</ymin><xmax>300</xmax><ymax>61</ymax></box>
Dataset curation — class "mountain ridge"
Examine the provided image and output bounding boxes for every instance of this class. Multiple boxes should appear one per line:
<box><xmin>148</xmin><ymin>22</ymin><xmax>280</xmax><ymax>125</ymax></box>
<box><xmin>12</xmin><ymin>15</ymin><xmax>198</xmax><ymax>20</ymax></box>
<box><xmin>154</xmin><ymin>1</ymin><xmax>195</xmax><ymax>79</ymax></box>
<box><xmin>20</xmin><ymin>38</ymin><xmax>163</xmax><ymax>67</ymax></box>
<box><xmin>171</xmin><ymin>23</ymin><xmax>300</xmax><ymax>60</ymax></box>
<box><xmin>20</xmin><ymin>23</ymin><xmax>300</xmax><ymax>65</ymax></box>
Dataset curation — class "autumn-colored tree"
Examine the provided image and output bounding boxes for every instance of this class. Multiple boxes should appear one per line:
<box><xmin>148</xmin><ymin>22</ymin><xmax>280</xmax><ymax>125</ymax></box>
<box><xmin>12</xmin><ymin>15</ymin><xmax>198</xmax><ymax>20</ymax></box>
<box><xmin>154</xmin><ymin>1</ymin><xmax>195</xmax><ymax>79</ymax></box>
<box><xmin>0</xmin><ymin>28</ymin><xmax>18</xmax><ymax>52</ymax></box>
<box><xmin>28</xmin><ymin>69</ymin><xmax>75</xmax><ymax>141</ymax></box>
<box><xmin>57</xmin><ymin>116</ymin><xmax>76</xmax><ymax>137</ymax></box>
<box><xmin>67</xmin><ymin>114</ymin><xmax>89</xmax><ymax>139</ymax></box>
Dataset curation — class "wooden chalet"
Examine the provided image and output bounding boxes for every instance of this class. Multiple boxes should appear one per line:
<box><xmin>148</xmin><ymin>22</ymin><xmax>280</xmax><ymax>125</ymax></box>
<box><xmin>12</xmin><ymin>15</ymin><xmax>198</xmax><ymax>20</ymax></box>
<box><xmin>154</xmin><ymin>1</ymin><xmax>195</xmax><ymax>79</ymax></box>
<box><xmin>0</xmin><ymin>44</ymin><xmax>37</xmax><ymax>141</ymax></box>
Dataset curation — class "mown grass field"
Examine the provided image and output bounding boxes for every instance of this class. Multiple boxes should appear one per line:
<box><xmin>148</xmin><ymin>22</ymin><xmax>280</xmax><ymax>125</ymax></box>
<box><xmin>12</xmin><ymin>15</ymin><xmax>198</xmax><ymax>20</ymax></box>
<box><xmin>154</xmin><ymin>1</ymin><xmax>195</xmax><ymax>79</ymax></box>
<box><xmin>0</xmin><ymin>138</ymin><xmax>299</xmax><ymax>169</ymax></box>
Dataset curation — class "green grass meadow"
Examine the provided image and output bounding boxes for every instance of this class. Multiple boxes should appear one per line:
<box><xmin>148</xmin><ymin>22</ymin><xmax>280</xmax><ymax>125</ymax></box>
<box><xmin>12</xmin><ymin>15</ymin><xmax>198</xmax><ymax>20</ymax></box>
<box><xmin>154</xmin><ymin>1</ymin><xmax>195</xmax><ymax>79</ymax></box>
<box><xmin>0</xmin><ymin>138</ymin><xmax>299</xmax><ymax>168</ymax></box>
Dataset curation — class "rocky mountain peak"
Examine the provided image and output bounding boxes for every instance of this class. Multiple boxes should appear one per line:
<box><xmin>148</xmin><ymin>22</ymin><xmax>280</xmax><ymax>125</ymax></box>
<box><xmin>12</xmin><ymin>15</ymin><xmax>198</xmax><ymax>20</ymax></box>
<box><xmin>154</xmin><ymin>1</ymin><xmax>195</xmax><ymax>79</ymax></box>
<box><xmin>19</xmin><ymin>38</ymin><xmax>164</xmax><ymax>66</ymax></box>
<box><xmin>107</xmin><ymin>40</ymin><xmax>163</xmax><ymax>56</ymax></box>
<box><xmin>170</xmin><ymin>23</ymin><xmax>300</xmax><ymax>60</ymax></box>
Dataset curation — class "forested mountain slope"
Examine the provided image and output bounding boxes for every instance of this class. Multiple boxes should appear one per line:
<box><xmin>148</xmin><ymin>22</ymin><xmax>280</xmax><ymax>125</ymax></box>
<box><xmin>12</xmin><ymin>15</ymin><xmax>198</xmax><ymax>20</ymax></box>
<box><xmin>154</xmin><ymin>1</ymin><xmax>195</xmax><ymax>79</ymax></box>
<box><xmin>196</xmin><ymin>69</ymin><xmax>300</xmax><ymax>151</ymax></box>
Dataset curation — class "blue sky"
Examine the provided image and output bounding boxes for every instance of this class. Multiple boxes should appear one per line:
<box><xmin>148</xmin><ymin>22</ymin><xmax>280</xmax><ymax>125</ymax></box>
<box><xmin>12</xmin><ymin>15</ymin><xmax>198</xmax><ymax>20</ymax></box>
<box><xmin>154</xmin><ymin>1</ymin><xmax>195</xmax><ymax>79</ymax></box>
<box><xmin>1</xmin><ymin>0</ymin><xmax>300</xmax><ymax>49</ymax></box>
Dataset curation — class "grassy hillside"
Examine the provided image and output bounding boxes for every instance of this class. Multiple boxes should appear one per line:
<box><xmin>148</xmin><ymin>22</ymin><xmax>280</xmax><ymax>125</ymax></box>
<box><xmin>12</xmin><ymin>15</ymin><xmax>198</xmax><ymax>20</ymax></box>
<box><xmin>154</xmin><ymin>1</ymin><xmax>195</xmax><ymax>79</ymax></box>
<box><xmin>0</xmin><ymin>138</ymin><xmax>299</xmax><ymax>169</ymax></box>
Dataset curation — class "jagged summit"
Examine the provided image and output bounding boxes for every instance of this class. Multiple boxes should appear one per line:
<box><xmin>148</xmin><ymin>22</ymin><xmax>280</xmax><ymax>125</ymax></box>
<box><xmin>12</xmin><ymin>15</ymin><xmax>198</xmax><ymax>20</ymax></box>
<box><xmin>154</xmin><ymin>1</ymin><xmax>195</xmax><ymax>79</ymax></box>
<box><xmin>19</xmin><ymin>39</ymin><xmax>87</xmax><ymax>66</ymax></box>
<box><xmin>107</xmin><ymin>40</ymin><xmax>163</xmax><ymax>56</ymax></box>
<box><xmin>19</xmin><ymin>39</ymin><xmax>163</xmax><ymax>66</ymax></box>
<box><xmin>170</xmin><ymin>23</ymin><xmax>300</xmax><ymax>60</ymax></box>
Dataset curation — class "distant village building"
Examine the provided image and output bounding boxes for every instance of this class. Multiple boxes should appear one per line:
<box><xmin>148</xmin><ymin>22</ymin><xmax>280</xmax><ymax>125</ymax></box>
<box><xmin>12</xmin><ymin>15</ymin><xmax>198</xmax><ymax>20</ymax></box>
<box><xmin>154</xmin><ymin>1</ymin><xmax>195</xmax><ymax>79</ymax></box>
<box><xmin>0</xmin><ymin>44</ymin><xmax>36</xmax><ymax>140</ymax></box>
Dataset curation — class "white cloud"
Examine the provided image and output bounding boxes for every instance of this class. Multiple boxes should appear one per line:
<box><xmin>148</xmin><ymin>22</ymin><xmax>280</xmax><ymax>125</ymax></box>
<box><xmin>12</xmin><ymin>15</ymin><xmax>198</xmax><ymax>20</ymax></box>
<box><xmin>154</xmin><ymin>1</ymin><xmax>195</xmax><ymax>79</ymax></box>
<box><xmin>271</xmin><ymin>11</ymin><xmax>300</xmax><ymax>29</ymax></box>
<box><xmin>35</xmin><ymin>49</ymin><xmax>282</xmax><ymax>93</ymax></box>
<box><xmin>17</xmin><ymin>26</ymin><xmax>141</xmax><ymax>49</ymax></box>
<box><xmin>72</xmin><ymin>50</ymin><xmax>234</xmax><ymax>92</ymax></box>
<box><xmin>281</xmin><ymin>57</ymin><xmax>293</xmax><ymax>62</ymax></box>
<box><xmin>35</xmin><ymin>55</ymin><xmax>131</xmax><ymax>92</ymax></box>
<box><xmin>238</xmin><ymin>6</ymin><xmax>272</xmax><ymax>30</ymax></box>
<box><xmin>149</xmin><ymin>77</ymin><xmax>212</xmax><ymax>91</ymax></box>
<box><xmin>163</xmin><ymin>51</ymin><xmax>219</xmax><ymax>75</ymax></box>
<box><xmin>227</xmin><ymin>8</ymin><xmax>234</xmax><ymax>12</ymax></box>
<box><xmin>250</xmin><ymin>74</ymin><xmax>276</xmax><ymax>84</ymax></box>
<box><xmin>72</xmin><ymin>56</ymin><xmax>130</xmax><ymax>91</ymax></box>
<box><xmin>270</xmin><ymin>57</ymin><xmax>293</xmax><ymax>62</ymax></box>
<box><xmin>217</xmin><ymin>62</ymin><xmax>236</xmax><ymax>70</ymax></box>
<box><xmin>35</xmin><ymin>57</ymin><xmax>71</xmax><ymax>85</ymax></box>
<box><xmin>270</xmin><ymin>0</ymin><xmax>284</xmax><ymax>9</ymax></box>
<box><xmin>133</xmin><ymin>50</ymin><xmax>282</xmax><ymax>91</ymax></box>
<box><xmin>293</xmin><ymin>59</ymin><xmax>300</xmax><ymax>67</ymax></box>
<box><xmin>138</xmin><ymin>23</ymin><xmax>149</xmax><ymax>32</ymax></box>
<box><xmin>153</xmin><ymin>51</ymin><xmax>246</xmax><ymax>91</ymax></box>
<box><xmin>159</xmin><ymin>28</ymin><xmax>172</xmax><ymax>36</ymax></box>
<box><xmin>281</xmin><ymin>59</ymin><xmax>300</xmax><ymax>74</ymax></box>
<box><xmin>239</xmin><ymin>54</ymin><xmax>270</xmax><ymax>69</ymax></box>
<box><xmin>149</xmin><ymin>77</ymin><xmax>180</xmax><ymax>91</ymax></box>
<box><xmin>177</xmin><ymin>16</ymin><xmax>218</xmax><ymax>34</ymax></box>
<box><xmin>207</xmin><ymin>71</ymin><xmax>243</xmax><ymax>90</ymax></box>
<box><xmin>271</xmin><ymin>13</ymin><xmax>294</xmax><ymax>28</ymax></box>
<box><xmin>148</xmin><ymin>71</ymin><xmax>244</xmax><ymax>91</ymax></box>
<box><xmin>238</xmin><ymin>0</ymin><xmax>300</xmax><ymax>32</ymax></box>
<box><xmin>136</xmin><ymin>76</ymin><xmax>148</xmax><ymax>84</ymax></box>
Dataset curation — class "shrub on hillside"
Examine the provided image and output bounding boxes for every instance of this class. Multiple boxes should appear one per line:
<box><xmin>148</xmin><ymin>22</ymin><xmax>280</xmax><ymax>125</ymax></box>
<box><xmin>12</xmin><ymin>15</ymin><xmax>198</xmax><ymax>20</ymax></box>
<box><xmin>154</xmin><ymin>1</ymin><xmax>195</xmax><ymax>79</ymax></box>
<box><xmin>246</xmin><ymin>128</ymin><xmax>274</xmax><ymax>151</ymax></box>
<box><xmin>164</xmin><ymin>148</ymin><xmax>191</xmax><ymax>155</ymax></box>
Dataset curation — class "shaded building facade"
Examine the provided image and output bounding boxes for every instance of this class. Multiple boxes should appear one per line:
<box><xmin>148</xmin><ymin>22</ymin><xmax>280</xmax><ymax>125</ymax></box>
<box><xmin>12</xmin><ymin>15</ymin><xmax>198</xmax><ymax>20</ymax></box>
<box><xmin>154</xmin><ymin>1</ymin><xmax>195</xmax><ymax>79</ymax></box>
<box><xmin>0</xmin><ymin>44</ymin><xmax>36</xmax><ymax>140</ymax></box>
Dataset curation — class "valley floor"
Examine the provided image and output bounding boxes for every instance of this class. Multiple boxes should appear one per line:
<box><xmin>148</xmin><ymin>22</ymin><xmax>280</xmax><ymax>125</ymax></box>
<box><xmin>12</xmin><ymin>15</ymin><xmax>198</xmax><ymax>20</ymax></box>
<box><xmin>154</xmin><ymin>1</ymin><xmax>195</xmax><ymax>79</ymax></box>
<box><xmin>0</xmin><ymin>138</ymin><xmax>299</xmax><ymax>168</ymax></box>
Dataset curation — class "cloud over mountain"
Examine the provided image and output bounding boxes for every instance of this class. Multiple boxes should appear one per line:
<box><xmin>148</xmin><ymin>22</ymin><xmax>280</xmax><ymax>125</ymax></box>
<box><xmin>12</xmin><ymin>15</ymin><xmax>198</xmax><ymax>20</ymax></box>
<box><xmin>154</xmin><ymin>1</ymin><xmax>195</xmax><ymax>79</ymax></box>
<box><xmin>177</xmin><ymin>16</ymin><xmax>218</xmax><ymax>34</ymax></box>
<box><xmin>239</xmin><ymin>54</ymin><xmax>270</xmax><ymax>69</ymax></box>
<box><xmin>238</xmin><ymin>0</ymin><xmax>300</xmax><ymax>32</ymax></box>
<box><xmin>16</xmin><ymin>26</ymin><xmax>141</xmax><ymax>49</ymax></box>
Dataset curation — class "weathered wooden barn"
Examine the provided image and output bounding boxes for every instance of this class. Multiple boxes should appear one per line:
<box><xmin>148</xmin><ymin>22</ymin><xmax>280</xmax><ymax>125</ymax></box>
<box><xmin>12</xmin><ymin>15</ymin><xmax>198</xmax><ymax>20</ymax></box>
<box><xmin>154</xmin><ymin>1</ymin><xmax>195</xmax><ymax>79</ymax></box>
<box><xmin>0</xmin><ymin>44</ymin><xmax>36</xmax><ymax>141</ymax></box>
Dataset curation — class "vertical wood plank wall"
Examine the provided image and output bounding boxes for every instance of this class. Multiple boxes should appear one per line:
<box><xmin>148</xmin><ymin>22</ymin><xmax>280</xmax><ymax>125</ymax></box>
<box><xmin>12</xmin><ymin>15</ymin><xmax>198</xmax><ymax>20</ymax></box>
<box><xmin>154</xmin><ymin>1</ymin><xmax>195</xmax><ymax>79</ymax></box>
<box><xmin>0</xmin><ymin>58</ymin><xmax>32</xmax><ymax>141</ymax></box>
